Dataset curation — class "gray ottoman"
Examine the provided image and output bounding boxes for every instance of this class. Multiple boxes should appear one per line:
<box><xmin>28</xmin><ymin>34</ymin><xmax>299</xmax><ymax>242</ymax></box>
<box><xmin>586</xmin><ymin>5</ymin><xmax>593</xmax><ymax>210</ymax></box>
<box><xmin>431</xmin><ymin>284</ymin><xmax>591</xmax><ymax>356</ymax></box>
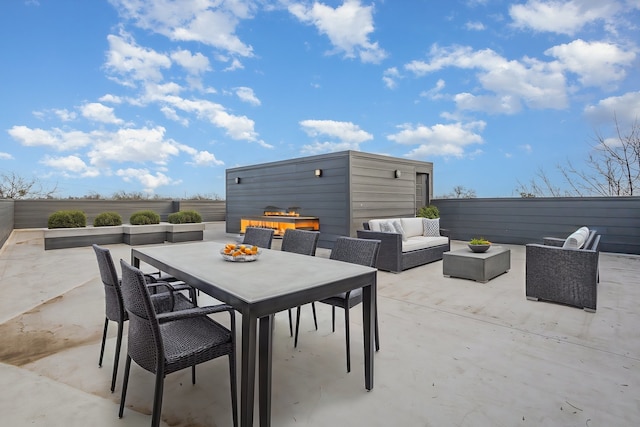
<box><xmin>443</xmin><ymin>246</ymin><xmax>511</xmax><ymax>282</ymax></box>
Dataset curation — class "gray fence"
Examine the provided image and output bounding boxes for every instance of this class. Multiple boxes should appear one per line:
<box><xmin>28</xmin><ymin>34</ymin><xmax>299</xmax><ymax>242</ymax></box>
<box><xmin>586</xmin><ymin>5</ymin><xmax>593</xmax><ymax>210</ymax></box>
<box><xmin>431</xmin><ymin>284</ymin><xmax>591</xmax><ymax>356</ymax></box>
<box><xmin>0</xmin><ymin>199</ymin><xmax>14</xmax><ymax>249</ymax></box>
<box><xmin>432</xmin><ymin>197</ymin><xmax>640</xmax><ymax>255</ymax></box>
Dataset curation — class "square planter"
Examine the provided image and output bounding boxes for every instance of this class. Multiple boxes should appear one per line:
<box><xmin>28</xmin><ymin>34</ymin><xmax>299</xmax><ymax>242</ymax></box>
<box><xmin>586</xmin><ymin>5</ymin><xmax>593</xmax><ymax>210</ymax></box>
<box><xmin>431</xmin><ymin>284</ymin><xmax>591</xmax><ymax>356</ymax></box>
<box><xmin>165</xmin><ymin>222</ymin><xmax>205</xmax><ymax>243</ymax></box>
<box><xmin>44</xmin><ymin>225</ymin><xmax>124</xmax><ymax>250</ymax></box>
<box><xmin>122</xmin><ymin>224</ymin><xmax>167</xmax><ymax>246</ymax></box>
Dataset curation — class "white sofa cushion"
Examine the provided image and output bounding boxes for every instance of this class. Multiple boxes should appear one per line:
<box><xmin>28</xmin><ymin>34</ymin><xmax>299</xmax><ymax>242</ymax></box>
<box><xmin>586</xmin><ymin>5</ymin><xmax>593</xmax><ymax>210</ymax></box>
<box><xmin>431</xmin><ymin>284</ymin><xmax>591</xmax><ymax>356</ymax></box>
<box><xmin>400</xmin><ymin>217</ymin><xmax>424</xmax><ymax>238</ymax></box>
<box><xmin>402</xmin><ymin>236</ymin><xmax>449</xmax><ymax>252</ymax></box>
<box><xmin>422</xmin><ymin>218</ymin><xmax>440</xmax><ymax>237</ymax></box>
<box><xmin>563</xmin><ymin>226</ymin><xmax>590</xmax><ymax>249</ymax></box>
<box><xmin>369</xmin><ymin>219</ymin><xmax>397</xmax><ymax>232</ymax></box>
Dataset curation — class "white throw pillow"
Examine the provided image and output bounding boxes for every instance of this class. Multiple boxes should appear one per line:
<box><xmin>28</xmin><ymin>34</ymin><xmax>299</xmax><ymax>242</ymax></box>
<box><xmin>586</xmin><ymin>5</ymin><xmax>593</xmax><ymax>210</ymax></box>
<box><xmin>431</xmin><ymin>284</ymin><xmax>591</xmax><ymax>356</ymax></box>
<box><xmin>392</xmin><ymin>220</ymin><xmax>408</xmax><ymax>242</ymax></box>
<box><xmin>422</xmin><ymin>218</ymin><xmax>440</xmax><ymax>237</ymax></box>
<box><xmin>562</xmin><ymin>226</ymin><xmax>590</xmax><ymax>249</ymax></box>
<box><xmin>379</xmin><ymin>221</ymin><xmax>396</xmax><ymax>233</ymax></box>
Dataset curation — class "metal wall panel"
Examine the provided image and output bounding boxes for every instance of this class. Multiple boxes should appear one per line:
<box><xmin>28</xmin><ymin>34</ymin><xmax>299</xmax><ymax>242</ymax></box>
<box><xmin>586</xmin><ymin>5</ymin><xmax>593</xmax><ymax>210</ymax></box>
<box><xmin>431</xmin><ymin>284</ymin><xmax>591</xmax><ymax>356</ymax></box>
<box><xmin>432</xmin><ymin>197</ymin><xmax>640</xmax><ymax>254</ymax></box>
<box><xmin>0</xmin><ymin>199</ymin><xmax>14</xmax><ymax>248</ymax></box>
<box><xmin>13</xmin><ymin>200</ymin><xmax>225</xmax><ymax>229</ymax></box>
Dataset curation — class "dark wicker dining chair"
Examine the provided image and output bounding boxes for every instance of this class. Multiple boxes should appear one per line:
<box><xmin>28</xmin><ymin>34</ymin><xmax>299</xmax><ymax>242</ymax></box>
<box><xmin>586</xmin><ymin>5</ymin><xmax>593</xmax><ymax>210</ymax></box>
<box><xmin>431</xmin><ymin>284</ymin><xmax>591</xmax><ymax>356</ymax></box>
<box><xmin>280</xmin><ymin>229</ymin><xmax>320</xmax><ymax>338</ymax></box>
<box><xmin>294</xmin><ymin>236</ymin><xmax>381</xmax><ymax>372</ymax></box>
<box><xmin>118</xmin><ymin>260</ymin><xmax>238</xmax><ymax>427</ymax></box>
<box><xmin>242</xmin><ymin>227</ymin><xmax>274</xmax><ymax>249</ymax></box>
<box><xmin>92</xmin><ymin>244</ymin><xmax>195</xmax><ymax>393</ymax></box>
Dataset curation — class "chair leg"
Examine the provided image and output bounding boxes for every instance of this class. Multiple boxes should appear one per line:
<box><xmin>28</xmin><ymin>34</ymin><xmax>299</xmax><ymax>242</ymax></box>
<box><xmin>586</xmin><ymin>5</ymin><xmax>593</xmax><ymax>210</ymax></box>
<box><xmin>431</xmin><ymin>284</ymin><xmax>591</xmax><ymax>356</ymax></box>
<box><xmin>190</xmin><ymin>287</ymin><xmax>198</xmax><ymax>306</ymax></box>
<box><xmin>311</xmin><ymin>302</ymin><xmax>318</xmax><ymax>330</ymax></box>
<box><xmin>228</xmin><ymin>353</ymin><xmax>238</xmax><ymax>427</ymax></box>
<box><xmin>375</xmin><ymin>309</ymin><xmax>380</xmax><ymax>352</ymax></box>
<box><xmin>294</xmin><ymin>306</ymin><xmax>302</xmax><ymax>348</ymax></box>
<box><xmin>99</xmin><ymin>318</ymin><xmax>108</xmax><ymax>367</ymax></box>
<box><xmin>110</xmin><ymin>320</ymin><xmax>124</xmax><ymax>393</ymax></box>
<box><xmin>288</xmin><ymin>309</ymin><xmax>293</xmax><ymax>337</ymax></box>
<box><xmin>344</xmin><ymin>306</ymin><xmax>351</xmax><ymax>373</ymax></box>
<box><xmin>151</xmin><ymin>373</ymin><xmax>165</xmax><ymax>427</ymax></box>
<box><xmin>331</xmin><ymin>306</ymin><xmax>336</xmax><ymax>332</ymax></box>
<box><xmin>118</xmin><ymin>356</ymin><xmax>132</xmax><ymax>418</ymax></box>
<box><xmin>192</xmin><ymin>365</ymin><xmax>196</xmax><ymax>385</ymax></box>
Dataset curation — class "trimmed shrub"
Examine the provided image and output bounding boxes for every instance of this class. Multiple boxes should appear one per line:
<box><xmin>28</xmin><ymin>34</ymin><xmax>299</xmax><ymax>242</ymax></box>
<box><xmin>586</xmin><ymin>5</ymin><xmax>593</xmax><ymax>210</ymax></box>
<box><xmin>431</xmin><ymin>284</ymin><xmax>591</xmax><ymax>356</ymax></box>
<box><xmin>93</xmin><ymin>212</ymin><xmax>123</xmax><ymax>227</ymax></box>
<box><xmin>417</xmin><ymin>205</ymin><xmax>440</xmax><ymax>219</ymax></box>
<box><xmin>167</xmin><ymin>210</ymin><xmax>202</xmax><ymax>224</ymax></box>
<box><xmin>47</xmin><ymin>210</ymin><xmax>87</xmax><ymax>229</ymax></box>
<box><xmin>129</xmin><ymin>210</ymin><xmax>161</xmax><ymax>225</ymax></box>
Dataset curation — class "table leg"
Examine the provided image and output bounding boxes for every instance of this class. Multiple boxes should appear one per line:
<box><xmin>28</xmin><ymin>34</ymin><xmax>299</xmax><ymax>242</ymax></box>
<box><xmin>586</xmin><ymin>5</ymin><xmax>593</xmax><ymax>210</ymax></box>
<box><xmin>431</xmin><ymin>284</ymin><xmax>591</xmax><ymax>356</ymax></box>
<box><xmin>241</xmin><ymin>313</ymin><xmax>257</xmax><ymax>427</ymax></box>
<box><xmin>259</xmin><ymin>315</ymin><xmax>274</xmax><ymax>426</ymax></box>
<box><xmin>362</xmin><ymin>273</ymin><xmax>376</xmax><ymax>390</ymax></box>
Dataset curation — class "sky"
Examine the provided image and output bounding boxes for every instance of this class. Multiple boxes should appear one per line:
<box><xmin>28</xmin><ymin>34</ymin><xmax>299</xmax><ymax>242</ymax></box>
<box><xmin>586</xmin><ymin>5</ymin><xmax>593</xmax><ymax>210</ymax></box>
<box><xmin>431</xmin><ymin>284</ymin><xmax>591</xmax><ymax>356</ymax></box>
<box><xmin>1</xmin><ymin>0</ymin><xmax>639</xmax><ymax>199</ymax></box>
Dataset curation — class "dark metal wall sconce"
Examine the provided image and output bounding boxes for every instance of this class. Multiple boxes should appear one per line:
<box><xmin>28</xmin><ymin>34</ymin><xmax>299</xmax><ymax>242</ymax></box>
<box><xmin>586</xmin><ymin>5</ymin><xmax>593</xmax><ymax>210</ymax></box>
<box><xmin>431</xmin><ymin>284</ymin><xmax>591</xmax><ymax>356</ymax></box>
<box><xmin>394</xmin><ymin>170</ymin><xmax>402</xmax><ymax>178</ymax></box>
<box><xmin>235</xmin><ymin>177</ymin><xmax>241</xmax><ymax>184</ymax></box>
<box><xmin>315</xmin><ymin>169</ymin><xmax>323</xmax><ymax>177</ymax></box>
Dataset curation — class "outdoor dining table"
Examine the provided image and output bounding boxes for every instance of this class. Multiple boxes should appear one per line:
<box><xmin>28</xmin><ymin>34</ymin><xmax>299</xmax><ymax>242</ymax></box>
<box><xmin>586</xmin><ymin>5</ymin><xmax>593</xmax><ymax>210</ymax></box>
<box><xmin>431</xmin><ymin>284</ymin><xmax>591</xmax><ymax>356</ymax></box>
<box><xmin>131</xmin><ymin>241</ymin><xmax>378</xmax><ymax>427</ymax></box>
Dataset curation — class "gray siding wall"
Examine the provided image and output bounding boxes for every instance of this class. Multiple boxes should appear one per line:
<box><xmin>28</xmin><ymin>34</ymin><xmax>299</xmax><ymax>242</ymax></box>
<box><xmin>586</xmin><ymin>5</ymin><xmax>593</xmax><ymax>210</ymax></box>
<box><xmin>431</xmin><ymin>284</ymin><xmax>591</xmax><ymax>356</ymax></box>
<box><xmin>350</xmin><ymin>153</ymin><xmax>433</xmax><ymax>235</ymax></box>
<box><xmin>432</xmin><ymin>197</ymin><xmax>640</xmax><ymax>255</ymax></box>
<box><xmin>226</xmin><ymin>152</ymin><xmax>350</xmax><ymax>248</ymax></box>
<box><xmin>0</xmin><ymin>199</ymin><xmax>14</xmax><ymax>248</ymax></box>
<box><xmin>13</xmin><ymin>200</ymin><xmax>225</xmax><ymax>229</ymax></box>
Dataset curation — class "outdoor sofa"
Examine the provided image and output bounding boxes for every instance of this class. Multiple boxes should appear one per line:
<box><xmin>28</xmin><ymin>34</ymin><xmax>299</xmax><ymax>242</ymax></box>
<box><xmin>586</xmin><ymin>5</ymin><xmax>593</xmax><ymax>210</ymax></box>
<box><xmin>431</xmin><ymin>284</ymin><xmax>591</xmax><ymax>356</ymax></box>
<box><xmin>357</xmin><ymin>217</ymin><xmax>450</xmax><ymax>273</ymax></box>
<box><xmin>525</xmin><ymin>226</ymin><xmax>601</xmax><ymax>312</ymax></box>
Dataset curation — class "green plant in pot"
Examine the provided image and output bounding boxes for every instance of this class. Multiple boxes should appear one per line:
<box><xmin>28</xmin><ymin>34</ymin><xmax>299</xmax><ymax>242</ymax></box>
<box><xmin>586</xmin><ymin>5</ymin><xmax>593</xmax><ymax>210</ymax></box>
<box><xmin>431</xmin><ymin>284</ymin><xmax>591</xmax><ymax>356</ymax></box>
<box><xmin>468</xmin><ymin>237</ymin><xmax>491</xmax><ymax>253</ymax></box>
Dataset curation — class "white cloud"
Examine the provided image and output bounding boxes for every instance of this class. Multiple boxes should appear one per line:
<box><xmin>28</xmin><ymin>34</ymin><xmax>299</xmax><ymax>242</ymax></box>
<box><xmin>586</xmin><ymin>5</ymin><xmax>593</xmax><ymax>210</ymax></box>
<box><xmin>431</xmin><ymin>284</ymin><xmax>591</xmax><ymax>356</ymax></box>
<box><xmin>189</xmin><ymin>150</ymin><xmax>225</xmax><ymax>167</ymax></box>
<box><xmin>545</xmin><ymin>39</ymin><xmax>636</xmax><ymax>88</ymax></box>
<box><xmin>105</xmin><ymin>31</ymin><xmax>172</xmax><ymax>87</ymax></box>
<box><xmin>584</xmin><ymin>91</ymin><xmax>640</xmax><ymax>125</ymax></box>
<box><xmin>8</xmin><ymin>126</ymin><xmax>92</xmax><ymax>151</ymax></box>
<box><xmin>98</xmin><ymin>94</ymin><xmax>123</xmax><ymax>104</ymax></box>
<box><xmin>465</xmin><ymin>21</ymin><xmax>485</xmax><ymax>31</ymax></box>
<box><xmin>87</xmin><ymin>126</ymin><xmax>180</xmax><ymax>167</ymax></box>
<box><xmin>235</xmin><ymin>87</ymin><xmax>261</xmax><ymax>106</ymax></box>
<box><xmin>509</xmin><ymin>0</ymin><xmax>622</xmax><ymax>36</ymax></box>
<box><xmin>170</xmin><ymin>49</ymin><xmax>211</xmax><ymax>74</ymax></box>
<box><xmin>53</xmin><ymin>109</ymin><xmax>77</xmax><ymax>122</ymax></box>
<box><xmin>40</xmin><ymin>155</ymin><xmax>100</xmax><ymax>177</ymax></box>
<box><xmin>81</xmin><ymin>102</ymin><xmax>124</xmax><ymax>124</ymax></box>
<box><xmin>383</xmin><ymin>67</ymin><xmax>401</xmax><ymax>89</ymax></box>
<box><xmin>115</xmin><ymin>168</ymin><xmax>178</xmax><ymax>192</ymax></box>
<box><xmin>0</xmin><ymin>152</ymin><xmax>14</xmax><ymax>160</ymax></box>
<box><xmin>289</xmin><ymin>0</ymin><xmax>387</xmax><ymax>63</ymax></box>
<box><xmin>387</xmin><ymin>121</ymin><xmax>486</xmax><ymax>158</ymax></box>
<box><xmin>406</xmin><ymin>45</ymin><xmax>569</xmax><ymax>112</ymax></box>
<box><xmin>299</xmin><ymin>119</ymin><xmax>373</xmax><ymax>154</ymax></box>
<box><xmin>109</xmin><ymin>0</ymin><xmax>255</xmax><ymax>57</ymax></box>
<box><xmin>420</xmin><ymin>79</ymin><xmax>446</xmax><ymax>100</ymax></box>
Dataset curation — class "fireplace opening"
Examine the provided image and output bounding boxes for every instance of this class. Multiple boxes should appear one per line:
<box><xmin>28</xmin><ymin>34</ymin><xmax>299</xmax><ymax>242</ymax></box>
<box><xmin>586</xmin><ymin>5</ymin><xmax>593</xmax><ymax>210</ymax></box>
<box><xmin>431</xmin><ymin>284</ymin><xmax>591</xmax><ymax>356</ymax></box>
<box><xmin>240</xmin><ymin>206</ymin><xmax>319</xmax><ymax>236</ymax></box>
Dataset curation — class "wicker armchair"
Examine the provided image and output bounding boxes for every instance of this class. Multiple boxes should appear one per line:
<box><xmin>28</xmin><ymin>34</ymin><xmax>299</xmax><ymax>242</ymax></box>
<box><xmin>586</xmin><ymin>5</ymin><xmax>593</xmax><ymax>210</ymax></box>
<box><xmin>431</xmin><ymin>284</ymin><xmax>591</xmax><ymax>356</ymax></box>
<box><xmin>118</xmin><ymin>260</ymin><xmax>237</xmax><ymax>427</ymax></box>
<box><xmin>92</xmin><ymin>244</ymin><xmax>195</xmax><ymax>393</ymax></box>
<box><xmin>295</xmin><ymin>237</ymin><xmax>381</xmax><ymax>372</ymax></box>
<box><xmin>242</xmin><ymin>227</ymin><xmax>274</xmax><ymax>249</ymax></box>
<box><xmin>525</xmin><ymin>230</ymin><xmax>601</xmax><ymax>312</ymax></box>
<box><xmin>280</xmin><ymin>229</ymin><xmax>320</xmax><ymax>338</ymax></box>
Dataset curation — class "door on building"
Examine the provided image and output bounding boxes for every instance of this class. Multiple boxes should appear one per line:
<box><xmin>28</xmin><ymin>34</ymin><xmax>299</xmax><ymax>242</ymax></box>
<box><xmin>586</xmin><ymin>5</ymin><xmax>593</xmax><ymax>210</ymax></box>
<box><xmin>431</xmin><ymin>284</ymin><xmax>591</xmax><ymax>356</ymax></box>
<box><xmin>416</xmin><ymin>173</ymin><xmax>430</xmax><ymax>209</ymax></box>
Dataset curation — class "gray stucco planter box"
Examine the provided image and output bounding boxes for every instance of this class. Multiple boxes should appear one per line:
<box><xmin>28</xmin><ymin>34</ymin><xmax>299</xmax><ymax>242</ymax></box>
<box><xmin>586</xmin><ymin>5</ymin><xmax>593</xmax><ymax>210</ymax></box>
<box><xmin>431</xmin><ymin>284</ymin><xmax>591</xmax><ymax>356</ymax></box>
<box><xmin>122</xmin><ymin>224</ymin><xmax>167</xmax><ymax>246</ymax></box>
<box><xmin>44</xmin><ymin>225</ymin><xmax>124</xmax><ymax>250</ymax></box>
<box><xmin>165</xmin><ymin>222</ymin><xmax>205</xmax><ymax>243</ymax></box>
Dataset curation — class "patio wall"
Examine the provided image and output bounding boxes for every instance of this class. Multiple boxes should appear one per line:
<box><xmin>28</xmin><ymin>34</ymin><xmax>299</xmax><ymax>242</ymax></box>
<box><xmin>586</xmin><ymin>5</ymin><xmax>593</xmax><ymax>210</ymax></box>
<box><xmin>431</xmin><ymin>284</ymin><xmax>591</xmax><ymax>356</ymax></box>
<box><xmin>13</xmin><ymin>199</ymin><xmax>226</xmax><ymax>229</ymax></box>
<box><xmin>0</xmin><ymin>199</ymin><xmax>14</xmax><ymax>249</ymax></box>
<box><xmin>432</xmin><ymin>196</ymin><xmax>640</xmax><ymax>255</ymax></box>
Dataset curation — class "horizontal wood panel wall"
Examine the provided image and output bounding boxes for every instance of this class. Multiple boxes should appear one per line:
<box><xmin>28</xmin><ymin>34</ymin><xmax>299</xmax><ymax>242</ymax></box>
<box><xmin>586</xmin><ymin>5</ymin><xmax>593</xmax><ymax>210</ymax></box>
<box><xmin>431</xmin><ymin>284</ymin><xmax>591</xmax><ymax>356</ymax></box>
<box><xmin>432</xmin><ymin>197</ymin><xmax>640</xmax><ymax>255</ymax></box>
<box><xmin>350</xmin><ymin>152</ymin><xmax>433</xmax><ymax>236</ymax></box>
<box><xmin>0</xmin><ymin>199</ymin><xmax>14</xmax><ymax>248</ymax></box>
<box><xmin>13</xmin><ymin>200</ymin><xmax>226</xmax><ymax>229</ymax></box>
<box><xmin>226</xmin><ymin>152</ymin><xmax>350</xmax><ymax>249</ymax></box>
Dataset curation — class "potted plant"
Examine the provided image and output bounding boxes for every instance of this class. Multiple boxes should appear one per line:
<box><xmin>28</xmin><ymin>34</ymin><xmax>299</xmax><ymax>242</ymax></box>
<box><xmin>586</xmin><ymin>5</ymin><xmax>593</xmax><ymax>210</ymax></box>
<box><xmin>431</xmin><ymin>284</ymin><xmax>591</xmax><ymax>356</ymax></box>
<box><xmin>468</xmin><ymin>237</ymin><xmax>491</xmax><ymax>253</ymax></box>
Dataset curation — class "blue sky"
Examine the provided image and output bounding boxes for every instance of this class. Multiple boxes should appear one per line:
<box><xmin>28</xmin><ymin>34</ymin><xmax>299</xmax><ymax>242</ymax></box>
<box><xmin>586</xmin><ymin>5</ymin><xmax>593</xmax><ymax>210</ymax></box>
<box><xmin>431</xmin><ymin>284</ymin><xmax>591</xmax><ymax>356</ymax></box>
<box><xmin>2</xmin><ymin>0</ymin><xmax>639</xmax><ymax>199</ymax></box>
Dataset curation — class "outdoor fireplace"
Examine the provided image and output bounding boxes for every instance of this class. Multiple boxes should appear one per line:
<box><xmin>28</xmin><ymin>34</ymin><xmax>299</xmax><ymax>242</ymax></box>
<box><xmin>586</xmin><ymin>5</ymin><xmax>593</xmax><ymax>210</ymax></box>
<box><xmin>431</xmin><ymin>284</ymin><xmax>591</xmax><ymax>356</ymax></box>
<box><xmin>240</xmin><ymin>206</ymin><xmax>319</xmax><ymax>236</ymax></box>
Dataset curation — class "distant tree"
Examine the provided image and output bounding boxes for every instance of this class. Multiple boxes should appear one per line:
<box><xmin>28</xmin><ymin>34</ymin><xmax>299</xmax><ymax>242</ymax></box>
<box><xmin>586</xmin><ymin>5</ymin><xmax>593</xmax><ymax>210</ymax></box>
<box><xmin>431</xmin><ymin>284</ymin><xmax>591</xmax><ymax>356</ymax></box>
<box><xmin>517</xmin><ymin>116</ymin><xmax>640</xmax><ymax>197</ymax></box>
<box><xmin>441</xmin><ymin>185</ymin><xmax>476</xmax><ymax>199</ymax></box>
<box><xmin>0</xmin><ymin>171</ymin><xmax>57</xmax><ymax>199</ymax></box>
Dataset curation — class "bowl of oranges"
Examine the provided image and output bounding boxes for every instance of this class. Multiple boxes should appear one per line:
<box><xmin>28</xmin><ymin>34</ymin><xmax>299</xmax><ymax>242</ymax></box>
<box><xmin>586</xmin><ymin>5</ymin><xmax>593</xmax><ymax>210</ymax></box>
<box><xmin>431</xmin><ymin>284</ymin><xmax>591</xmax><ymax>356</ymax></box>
<box><xmin>220</xmin><ymin>243</ymin><xmax>260</xmax><ymax>262</ymax></box>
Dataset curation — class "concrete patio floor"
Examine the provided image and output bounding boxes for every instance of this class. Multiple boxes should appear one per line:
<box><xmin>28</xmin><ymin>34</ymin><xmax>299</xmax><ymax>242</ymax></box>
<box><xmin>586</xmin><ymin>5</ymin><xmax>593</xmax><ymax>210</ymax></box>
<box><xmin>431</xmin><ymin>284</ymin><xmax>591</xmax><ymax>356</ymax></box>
<box><xmin>1</xmin><ymin>222</ymin><xmax>639</xmax><ymax>426</ymax></box>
